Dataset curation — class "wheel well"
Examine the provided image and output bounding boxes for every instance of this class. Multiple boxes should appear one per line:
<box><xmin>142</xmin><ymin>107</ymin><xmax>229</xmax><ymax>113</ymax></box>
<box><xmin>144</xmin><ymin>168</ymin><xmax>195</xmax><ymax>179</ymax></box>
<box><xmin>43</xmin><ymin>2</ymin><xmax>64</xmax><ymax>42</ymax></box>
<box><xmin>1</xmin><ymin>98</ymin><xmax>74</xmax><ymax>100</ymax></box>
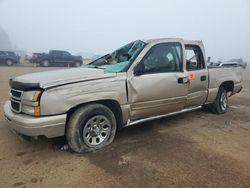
<box><xmin>66</xmin><ymin>100</ymin><xmax>123</xmax><ymax>133</ymax></box>
<box><xmin>220</xmin><ymin>81</ymin><xmax>234</xmax><ymax>93</ymax></box>
<box><xmin>5</xmin><ymin>59</ymin><xmax>13</xmax><ymax>62</ymax></box>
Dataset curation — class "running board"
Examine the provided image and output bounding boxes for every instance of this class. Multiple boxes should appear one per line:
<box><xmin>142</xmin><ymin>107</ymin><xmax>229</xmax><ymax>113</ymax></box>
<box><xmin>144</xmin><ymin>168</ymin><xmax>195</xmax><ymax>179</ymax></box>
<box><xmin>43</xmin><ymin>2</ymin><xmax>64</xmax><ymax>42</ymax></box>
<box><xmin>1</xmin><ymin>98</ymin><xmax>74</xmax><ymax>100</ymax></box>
<box><xmin>126</xmin><ymin>106</ymin><xmax>201</xmax><ymax>127</ymax></box>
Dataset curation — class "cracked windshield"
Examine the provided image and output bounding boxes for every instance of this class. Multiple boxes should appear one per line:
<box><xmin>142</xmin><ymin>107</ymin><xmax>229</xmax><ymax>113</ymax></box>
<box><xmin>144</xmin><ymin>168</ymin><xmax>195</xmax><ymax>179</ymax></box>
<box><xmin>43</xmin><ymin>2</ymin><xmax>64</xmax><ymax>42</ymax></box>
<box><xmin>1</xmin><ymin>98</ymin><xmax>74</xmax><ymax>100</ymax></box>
<box><xmin>88</xmin><ymin>40</ymin><xmax>146</xmax><ymax>72</ymax></box>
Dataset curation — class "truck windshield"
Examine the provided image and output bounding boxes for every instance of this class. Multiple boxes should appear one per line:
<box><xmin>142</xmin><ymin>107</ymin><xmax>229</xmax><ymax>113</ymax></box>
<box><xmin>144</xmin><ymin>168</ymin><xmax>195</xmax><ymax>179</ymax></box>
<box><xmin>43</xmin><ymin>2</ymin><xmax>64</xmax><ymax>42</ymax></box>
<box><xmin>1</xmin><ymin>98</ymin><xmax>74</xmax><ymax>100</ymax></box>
<box><xmin>89</xmin><ymin>40</ymin><xmax>146</xmax><ymax>73</ymax></box>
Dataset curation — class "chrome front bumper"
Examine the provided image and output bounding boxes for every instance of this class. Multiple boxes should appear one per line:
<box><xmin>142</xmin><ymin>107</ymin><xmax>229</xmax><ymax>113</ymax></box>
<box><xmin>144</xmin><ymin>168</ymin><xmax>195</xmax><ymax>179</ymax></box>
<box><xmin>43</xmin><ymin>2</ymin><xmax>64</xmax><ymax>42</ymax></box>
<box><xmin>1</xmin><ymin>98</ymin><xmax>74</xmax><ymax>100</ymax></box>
<box><xmin>4</xmin><ymin>101</ymin><xmax>66</xmax><ymax>138</ymax></box>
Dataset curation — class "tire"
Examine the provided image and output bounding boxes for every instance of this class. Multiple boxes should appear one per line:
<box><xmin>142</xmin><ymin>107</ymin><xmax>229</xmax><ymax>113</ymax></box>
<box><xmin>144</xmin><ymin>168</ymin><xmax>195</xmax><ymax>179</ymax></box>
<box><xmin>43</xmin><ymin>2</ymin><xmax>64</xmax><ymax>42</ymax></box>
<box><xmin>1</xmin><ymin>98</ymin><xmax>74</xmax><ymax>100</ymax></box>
<box><xmin>66</xmin><ymin>103</ymin><xmax>117</xmax><ymax>153</ymax></box>
<box><xmin>74</xmin><ymin>61</ymin><xmax>82</xmax><ymax>67</ymax></box>
<box><xmin>41</xmin><ymin>60</ymin><xmax>49</xmax><ymax>67</ymax></box>
<box><xmin>6</xmin><ymin>59</ymin><xmax>13</xmax><ymax>66</ymax></box>
<box><xmin>209</xmin><ymin>87</ymin><xmax>228</xmax><ymax>114</ymax></box>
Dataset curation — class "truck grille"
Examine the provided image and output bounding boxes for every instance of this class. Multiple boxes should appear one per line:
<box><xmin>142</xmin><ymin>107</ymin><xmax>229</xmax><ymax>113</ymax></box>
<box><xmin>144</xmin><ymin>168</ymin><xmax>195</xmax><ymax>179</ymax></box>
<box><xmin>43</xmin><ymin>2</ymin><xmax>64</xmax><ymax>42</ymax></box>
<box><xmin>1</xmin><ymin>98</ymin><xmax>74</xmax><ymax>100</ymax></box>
<box><xmin>10</xmin><ymin>88</ymin><xmax>23</xmax><ymax>113</ymax></box>
<box><xmin>11</xmin><ymin>89</ymin><xmax>22</xmax><ymax>98</ymax></box>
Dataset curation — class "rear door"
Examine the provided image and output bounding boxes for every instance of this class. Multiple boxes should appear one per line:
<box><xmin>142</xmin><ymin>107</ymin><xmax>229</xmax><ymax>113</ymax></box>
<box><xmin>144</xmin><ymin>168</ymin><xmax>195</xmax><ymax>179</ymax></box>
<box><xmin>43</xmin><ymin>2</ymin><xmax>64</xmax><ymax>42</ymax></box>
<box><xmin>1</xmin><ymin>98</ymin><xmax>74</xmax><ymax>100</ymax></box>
<box><xmin>184</xmin><ymin>44</ymin><xmax>208</xmax><ymax>108</ymax></box>
<box><xmin>127</xmin><ymin>41</ymin><xmax>189</xmax><ymax>120</ymax></box>
<box><xmin>49</xmin><ymin>51</ymin><xmax>61</xmax><ymax>65</ymax></box>
<box><xmin>61</xmin><ymin>51</ymin><xmax>74</xmax><ymax>66</ymax></box>
<box><xmin>50</xmin><ymin>51</ymin><xmax>72</xmax><ymax>66</ymax></box>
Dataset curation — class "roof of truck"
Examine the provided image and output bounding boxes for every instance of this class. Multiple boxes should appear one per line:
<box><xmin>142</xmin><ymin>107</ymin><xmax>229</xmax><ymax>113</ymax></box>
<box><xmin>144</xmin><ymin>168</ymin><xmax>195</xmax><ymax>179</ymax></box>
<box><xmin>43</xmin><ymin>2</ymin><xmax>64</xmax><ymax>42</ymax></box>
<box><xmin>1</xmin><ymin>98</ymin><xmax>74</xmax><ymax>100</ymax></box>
<box><xmin>144</xmin><ymin>38</ymin><xmax>203</xmax><ymax>45</ymax></box>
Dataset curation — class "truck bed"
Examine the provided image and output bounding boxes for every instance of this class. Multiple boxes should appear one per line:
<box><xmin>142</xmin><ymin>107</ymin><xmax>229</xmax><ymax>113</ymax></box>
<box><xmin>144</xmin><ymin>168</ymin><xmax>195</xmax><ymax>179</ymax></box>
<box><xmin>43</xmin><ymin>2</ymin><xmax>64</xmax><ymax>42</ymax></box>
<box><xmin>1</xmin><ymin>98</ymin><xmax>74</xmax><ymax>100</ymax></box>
<box><xmin>205</xmin><ymin>67</ymin><xmax>243</xmax><ymax>103</ymax></box>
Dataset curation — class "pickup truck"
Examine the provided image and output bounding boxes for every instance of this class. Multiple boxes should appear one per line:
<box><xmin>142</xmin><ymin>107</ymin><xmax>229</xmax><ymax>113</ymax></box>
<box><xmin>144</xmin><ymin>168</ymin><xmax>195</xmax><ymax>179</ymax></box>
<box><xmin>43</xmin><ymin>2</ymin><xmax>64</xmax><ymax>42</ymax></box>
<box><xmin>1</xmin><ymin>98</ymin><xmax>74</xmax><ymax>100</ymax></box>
<box><xmin>31</xmin><ymin>50</ymin><xmax>83</xmax><ymax>67</ymax></box>
<box><xmin>0</xmin><ymin>51</ymin><xmax>19</xmax><ymax>66</ymax></box>
<box><xmin>4</xmin><ymin>38</ymin><xmax>243</xmax><ymax>153</ymax></box>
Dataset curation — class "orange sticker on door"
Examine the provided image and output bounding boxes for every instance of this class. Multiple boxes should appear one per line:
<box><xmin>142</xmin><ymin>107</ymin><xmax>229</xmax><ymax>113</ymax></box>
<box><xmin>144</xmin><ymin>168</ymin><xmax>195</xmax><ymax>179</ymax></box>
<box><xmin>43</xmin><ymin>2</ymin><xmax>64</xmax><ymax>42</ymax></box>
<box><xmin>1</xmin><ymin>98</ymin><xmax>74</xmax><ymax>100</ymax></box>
<box><xmin>188</xmin><ymin>71</ymin><xmax>196</xmax><ymax>80</ymax></box>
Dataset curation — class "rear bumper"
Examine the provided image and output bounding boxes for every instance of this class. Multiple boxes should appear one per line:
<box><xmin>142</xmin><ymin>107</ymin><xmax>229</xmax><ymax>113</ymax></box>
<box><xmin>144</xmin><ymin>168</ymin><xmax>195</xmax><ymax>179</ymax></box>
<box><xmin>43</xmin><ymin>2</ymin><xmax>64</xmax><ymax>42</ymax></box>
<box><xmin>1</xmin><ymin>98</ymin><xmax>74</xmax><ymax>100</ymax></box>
<box><xmin>4</xmin><ymin>101</ymin><xmax>66</xmax><ymax>138</ymax></box>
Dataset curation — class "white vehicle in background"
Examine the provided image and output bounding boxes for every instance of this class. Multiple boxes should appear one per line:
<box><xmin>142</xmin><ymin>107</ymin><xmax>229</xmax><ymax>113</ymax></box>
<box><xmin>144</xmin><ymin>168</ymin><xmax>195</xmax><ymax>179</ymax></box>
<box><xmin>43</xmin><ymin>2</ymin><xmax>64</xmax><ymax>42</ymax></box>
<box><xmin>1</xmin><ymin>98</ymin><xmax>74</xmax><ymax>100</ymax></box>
<box><xmin>209</xmin><ymin>60</ymin><xmax>247</xmax><ymax>69</ymax></box>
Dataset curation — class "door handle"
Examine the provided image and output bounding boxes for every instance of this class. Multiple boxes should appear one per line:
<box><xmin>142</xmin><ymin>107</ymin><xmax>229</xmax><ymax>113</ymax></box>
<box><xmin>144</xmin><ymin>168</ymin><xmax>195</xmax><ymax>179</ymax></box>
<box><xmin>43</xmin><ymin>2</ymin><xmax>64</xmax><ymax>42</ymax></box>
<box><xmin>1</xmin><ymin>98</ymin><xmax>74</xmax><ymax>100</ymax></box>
<box><xmin>178</xmin><ymin>76</ymin><xmax>189</xmax><ymax>84</ymax></box>
<box><xmin>200</xmin><ymin>75</ymin><xmax>207</xmax><ymax>81</ymax></box>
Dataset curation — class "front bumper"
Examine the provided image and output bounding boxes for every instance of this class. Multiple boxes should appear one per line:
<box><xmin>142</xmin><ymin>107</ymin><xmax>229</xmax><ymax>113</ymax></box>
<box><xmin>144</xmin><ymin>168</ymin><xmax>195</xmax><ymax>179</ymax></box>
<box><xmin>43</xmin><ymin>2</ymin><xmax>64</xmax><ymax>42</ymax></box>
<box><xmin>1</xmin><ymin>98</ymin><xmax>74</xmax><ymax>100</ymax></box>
<box><xmin>4</xmin><ymin>101</ymin><xmax>66</xmax><ymax>138</ymax></box>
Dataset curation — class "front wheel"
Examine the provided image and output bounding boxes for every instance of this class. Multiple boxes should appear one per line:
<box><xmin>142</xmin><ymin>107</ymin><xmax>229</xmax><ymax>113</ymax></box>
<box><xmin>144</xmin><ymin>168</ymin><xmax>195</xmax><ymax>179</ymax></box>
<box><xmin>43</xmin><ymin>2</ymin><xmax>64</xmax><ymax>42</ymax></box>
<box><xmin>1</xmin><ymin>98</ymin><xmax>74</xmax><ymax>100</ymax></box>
<box><xmin>66</xmin><ymin>103</ymin><xmax>117</xmax><ymax>153</ymax></box>
<box><xmin>209</xmin><ymin>87</ymin><xmax>228</xmax><ymax>114</ymax></box>
<box><xmin>6</xmin><ymin>59</ymin><xmax>13</xmax><ymax>66</ymax></box>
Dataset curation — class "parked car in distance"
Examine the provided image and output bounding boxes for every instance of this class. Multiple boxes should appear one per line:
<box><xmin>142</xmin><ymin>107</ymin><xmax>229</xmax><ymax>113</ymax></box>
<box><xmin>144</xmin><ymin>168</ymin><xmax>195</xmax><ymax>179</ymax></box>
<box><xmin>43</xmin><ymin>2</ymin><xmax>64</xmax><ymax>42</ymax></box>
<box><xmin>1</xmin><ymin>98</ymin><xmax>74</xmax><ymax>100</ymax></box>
<box><xmin>30</xmin><ymin>53</ymin><xmax>44</xmax><ymax>64</ymax></box>
<box><xmin>209</xmin><ymin>61</ymin><xmax>247</xmax><ymax>69</ymax></box>
<box><xmin>0</xmin><ymin>51</ymin><xmax>20</xmax><ymax>66</ymax></box>
<box><xmin>30</xmin><ymin>50</ymin><xmax>83</xmax><ymax>67</ymax></box>
<box><xmin>4</xmin><ymin>38</ymin><xmax>243</xmax><ymax>153</ymax></box>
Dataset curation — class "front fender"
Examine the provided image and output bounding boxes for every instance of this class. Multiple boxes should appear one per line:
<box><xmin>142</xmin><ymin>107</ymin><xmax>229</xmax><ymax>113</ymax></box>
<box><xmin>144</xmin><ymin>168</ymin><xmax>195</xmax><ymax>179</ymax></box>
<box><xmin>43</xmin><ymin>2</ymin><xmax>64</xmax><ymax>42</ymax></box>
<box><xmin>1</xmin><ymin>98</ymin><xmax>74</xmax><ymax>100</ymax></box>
<box><xmin>40</xmin><ymin>78</ymin><xmax>127</xmax><ymax>115</ymax></box>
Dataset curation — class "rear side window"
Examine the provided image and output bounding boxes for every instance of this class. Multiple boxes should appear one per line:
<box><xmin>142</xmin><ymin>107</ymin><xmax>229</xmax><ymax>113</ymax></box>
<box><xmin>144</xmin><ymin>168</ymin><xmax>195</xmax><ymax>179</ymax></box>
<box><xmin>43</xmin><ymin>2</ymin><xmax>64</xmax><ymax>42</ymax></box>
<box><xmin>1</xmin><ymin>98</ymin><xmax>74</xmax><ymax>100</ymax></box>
<box><xmin>50</xmin><ymin>51</ymin><xmax>59</xmax><ymax>56</ymax></box>
<box><xmin>140</xmin><ymin>42</ymin><xmax>183</xmax><ymax>74</ymax></box>
<box><xmin>185</xmin><ymin>45</ymin><xmax>205</xmax><ymax>71</ymax></box>
<box><xmin>51</xmin><ymin>51</ymin><xmax>65</xmax><ymax>56</ymax></box>
<box><xmin>62</xmin><ymin>51</ymin><xmax>71</xmax><ymax>56</ymax></box>
<box><xmin>7</xmin><ymin>52</ymin><xmax>14</xmax><ymax>55</ymax></box>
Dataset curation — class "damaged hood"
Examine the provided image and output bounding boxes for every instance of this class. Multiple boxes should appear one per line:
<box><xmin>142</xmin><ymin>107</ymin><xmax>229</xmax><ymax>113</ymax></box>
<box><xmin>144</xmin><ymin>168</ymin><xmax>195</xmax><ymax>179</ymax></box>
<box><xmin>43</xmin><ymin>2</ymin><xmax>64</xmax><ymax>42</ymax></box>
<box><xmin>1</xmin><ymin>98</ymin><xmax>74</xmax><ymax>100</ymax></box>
<box><xmin>11</xmin><ymin>68</ymin><xmax>117</xmax><ymax>90</ymax></box>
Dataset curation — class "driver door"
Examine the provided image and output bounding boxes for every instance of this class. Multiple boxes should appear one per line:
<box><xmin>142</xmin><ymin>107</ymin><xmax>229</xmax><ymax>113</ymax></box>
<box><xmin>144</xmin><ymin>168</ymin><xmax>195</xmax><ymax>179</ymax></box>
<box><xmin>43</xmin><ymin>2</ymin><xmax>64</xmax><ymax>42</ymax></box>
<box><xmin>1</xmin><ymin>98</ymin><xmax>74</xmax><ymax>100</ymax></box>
<box><xmin>127</xmin><ymin>42</ymin><xmax>189</xmax><ymax>120</ymax></box>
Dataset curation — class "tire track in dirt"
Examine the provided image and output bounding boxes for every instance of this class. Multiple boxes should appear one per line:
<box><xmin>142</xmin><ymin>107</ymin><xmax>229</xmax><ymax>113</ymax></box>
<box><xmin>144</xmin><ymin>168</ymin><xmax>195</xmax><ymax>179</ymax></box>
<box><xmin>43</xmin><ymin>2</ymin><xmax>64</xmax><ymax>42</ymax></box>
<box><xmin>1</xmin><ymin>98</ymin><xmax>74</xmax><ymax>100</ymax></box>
<box><xmin>85</xmin><ymin>120</ymin><xmax>250</xmax><ymax>188</ymax></box>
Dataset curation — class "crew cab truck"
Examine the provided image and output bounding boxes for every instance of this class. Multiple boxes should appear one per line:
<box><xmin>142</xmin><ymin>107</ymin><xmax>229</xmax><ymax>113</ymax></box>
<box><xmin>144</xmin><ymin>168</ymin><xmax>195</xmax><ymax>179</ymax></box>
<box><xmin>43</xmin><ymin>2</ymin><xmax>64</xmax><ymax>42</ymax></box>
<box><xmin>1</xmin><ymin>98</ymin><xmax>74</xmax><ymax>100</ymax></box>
<box><xmin>4</xmin><ymin>38</ymin><xmax>243</xmax><ymax>153</ymax></box>
<box><xmin>31</xmin><ymin>50</ymin><xmax>83</xmax><ymax>67</ymax></box>
<box><xmin>0</xmin><ymin>51</ymin><xmax>19</xmax><ymax>66</ymax></box>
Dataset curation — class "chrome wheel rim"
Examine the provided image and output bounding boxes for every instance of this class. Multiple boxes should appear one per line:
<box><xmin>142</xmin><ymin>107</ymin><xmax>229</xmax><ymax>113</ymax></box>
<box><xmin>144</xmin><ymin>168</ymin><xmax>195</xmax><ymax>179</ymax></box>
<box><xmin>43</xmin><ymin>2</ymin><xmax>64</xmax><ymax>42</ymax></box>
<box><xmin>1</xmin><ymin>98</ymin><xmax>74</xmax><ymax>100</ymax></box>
<box><xmin>75</xmin><ymin>62</ymin><xmax>81</xmax><ymax>67</ymax></box>
<box><xmin>43</xmin><ymin>60</ymin><xmax>49</xmax><ymax>66</ymax></box>
<box><xmin>6</xmin><ymin>60</ymin><xmax>13</xmax><ymax>66</ymax></box>
<box><xmin>220</xmin><ymin>92</ymin><xmax>227</xmax><ymax>111</ymax></box>
<box><xmin>83</xmin><ymin>115</ymin><xmax>111</xmax><ymax>147</ymax></box>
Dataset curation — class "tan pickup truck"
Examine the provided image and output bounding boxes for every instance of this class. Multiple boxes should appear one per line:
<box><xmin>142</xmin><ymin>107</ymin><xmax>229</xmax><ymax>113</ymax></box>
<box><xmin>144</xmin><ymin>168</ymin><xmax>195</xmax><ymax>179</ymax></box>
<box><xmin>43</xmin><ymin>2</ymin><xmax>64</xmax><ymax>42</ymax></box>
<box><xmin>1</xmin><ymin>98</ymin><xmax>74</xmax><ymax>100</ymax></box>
<box><xmin>4</xmin><ymin>38</ymin><xmax>243</xmax><ymax>153</ymax></box>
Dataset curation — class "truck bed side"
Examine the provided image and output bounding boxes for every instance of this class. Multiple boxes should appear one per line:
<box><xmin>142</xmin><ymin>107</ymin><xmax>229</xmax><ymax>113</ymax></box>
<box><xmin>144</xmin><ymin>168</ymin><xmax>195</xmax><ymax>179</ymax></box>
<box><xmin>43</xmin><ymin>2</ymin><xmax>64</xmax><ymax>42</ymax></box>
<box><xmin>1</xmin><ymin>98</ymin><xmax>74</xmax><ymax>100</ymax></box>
<box><xmin>206</xmin><ymin>67</ymin><xmax>243</xmax><ymax>103</ymax></box>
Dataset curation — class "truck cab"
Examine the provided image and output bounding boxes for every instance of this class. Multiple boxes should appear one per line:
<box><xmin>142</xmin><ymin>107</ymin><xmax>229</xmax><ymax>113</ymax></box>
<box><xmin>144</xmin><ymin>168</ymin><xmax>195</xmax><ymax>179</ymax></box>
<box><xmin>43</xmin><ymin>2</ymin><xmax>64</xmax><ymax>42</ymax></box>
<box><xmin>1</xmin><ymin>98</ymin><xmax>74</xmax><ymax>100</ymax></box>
<box><xmin>49</xmin><ymin>50</ymin><xmax>78</xmax><ymax>66</ymax></box>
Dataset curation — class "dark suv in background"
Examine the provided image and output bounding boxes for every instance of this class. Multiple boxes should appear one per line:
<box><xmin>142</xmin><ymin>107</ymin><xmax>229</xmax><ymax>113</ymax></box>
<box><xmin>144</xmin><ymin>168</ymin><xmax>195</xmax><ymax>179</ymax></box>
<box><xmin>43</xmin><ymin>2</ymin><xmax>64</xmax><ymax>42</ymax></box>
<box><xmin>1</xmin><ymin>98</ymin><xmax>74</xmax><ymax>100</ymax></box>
<box><xmin>31</xmin><ymin>50</ymin><xmax>83</xmax><ymax>67</ymax></box>
<box><xmin>0</xmin><ymin>51</ymin><xmax>20</xmax><ymax>66</ymax></box>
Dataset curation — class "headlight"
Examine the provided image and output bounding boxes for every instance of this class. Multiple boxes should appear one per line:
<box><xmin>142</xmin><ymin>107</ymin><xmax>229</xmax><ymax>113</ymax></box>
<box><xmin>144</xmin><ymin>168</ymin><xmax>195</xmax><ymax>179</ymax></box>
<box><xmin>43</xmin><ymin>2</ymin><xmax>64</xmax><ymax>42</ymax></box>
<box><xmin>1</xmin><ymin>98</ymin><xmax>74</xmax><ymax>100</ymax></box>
<box><xmin>21</xmin><ymin>90</ymin><xmax>42</xmax><ymax>116</ymax></box>
<box><xmin>22</xmin><ymin>90</ymin><xmax>42</xmax><ymax>102</ymax></box>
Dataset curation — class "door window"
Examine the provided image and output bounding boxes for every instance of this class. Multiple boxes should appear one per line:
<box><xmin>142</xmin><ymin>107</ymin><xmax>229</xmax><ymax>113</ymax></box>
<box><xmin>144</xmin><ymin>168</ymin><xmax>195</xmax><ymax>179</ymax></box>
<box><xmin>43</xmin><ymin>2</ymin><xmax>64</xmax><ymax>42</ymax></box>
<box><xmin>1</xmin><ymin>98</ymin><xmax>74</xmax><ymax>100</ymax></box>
<box><xmin>50</xmin><ymin>51</ymin><xmax>60</xmax><ymax>57</ymax></box>
<box><xmin>140</xmin><ymin>43</ymin><xmax>183</xmax><ymax>74</ymax></box>
<box><xmin>185</xmin><ymin>45</ymin><xmax>205</xmax><ymax>71</ymax></box>
<box><xmin>62</xmin><ymin>51</ymin><xmax>71</xmax><ymax>57</ymax></box>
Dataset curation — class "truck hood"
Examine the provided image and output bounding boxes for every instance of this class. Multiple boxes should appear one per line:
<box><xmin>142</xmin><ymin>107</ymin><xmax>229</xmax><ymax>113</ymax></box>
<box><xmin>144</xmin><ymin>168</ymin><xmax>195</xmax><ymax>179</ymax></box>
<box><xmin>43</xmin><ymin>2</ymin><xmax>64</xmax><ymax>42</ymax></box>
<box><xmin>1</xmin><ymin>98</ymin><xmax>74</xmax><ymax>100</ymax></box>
<box><xmin>11</xmin><ymin>68</ymin><xmax>117</xmax><ymax>90</ymax></box>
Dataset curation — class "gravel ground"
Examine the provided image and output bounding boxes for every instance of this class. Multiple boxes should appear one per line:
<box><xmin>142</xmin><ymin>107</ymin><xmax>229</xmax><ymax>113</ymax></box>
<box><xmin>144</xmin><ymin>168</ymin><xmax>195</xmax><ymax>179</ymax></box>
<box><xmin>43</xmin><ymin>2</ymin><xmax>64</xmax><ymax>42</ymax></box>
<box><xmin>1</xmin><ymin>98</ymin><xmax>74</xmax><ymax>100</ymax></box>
<box><xmin>0</xmin><ymin>66</ymin><xmax>250</xmax><ymax>188</ymax></box>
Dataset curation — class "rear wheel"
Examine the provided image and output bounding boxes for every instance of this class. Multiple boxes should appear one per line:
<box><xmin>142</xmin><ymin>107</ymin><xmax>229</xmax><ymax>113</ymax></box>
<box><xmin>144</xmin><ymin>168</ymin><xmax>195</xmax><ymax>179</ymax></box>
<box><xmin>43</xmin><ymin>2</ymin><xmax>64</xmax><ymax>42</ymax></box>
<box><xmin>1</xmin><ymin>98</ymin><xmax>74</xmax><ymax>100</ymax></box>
<box><xmin>6</xmin><ymin>59</ymin><xmax>13</xmax><ymax>66</ymax></box>
<box><xmin>74</xmin><ymin>61</ymin><xmax>82</xmax><ymax>67</ymax></box>
<box><xmin>41</xmin><ymin>60</ymin><xmax>49</xmax><ymax>67</ymax></box>
<box><xmin>209</xmin><ymin>87</ymin><xmax>228</xmax><ymax>114</ymax></box>
<box><xmin>66</xmin><ymin>103</ymin><xmax>117</xmax><ymax>153</ymax></box>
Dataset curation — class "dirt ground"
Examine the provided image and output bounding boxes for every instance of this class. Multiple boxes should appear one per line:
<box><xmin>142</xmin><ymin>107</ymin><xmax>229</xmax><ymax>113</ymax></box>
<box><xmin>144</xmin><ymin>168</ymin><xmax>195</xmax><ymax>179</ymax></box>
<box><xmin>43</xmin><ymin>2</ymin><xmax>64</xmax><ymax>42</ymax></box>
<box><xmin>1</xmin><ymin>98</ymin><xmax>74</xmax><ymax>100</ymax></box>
<box><xmin>0</xmin><ymin>66</ymin><xmax>250</xmax><ymax>188</ymax></box>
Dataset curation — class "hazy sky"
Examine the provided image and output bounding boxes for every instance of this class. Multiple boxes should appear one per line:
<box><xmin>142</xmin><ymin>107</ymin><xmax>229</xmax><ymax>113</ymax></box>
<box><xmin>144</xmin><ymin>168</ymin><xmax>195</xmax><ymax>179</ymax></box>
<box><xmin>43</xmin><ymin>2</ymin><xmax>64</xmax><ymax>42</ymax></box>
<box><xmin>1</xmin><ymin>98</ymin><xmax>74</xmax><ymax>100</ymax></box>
<box><xmin>0</xmin><ymin>0</ymin><xmax>249</xmax><ymax>62</ymax></box>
